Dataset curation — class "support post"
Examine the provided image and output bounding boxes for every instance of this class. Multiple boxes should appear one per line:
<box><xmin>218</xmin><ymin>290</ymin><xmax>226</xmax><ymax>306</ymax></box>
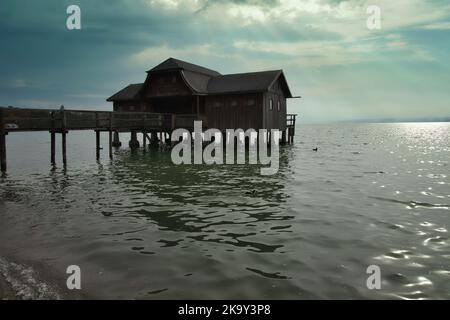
<box><xmin>0</xmin><ymin>108</ymin><xmax>6</xmax><ymax>173</ymax></box>
<box><xmin>96</xmin><ymin>130</ymin><xmax>100</xmax><ymax>160</ymax></box>
<box><xmin>61</xmin><ymin>107</ymin><xmax>67</xmax><ymax>167</ymax></box>
<box><xmin>62</xmin><ymin>131</ymin><xmax>67</xmax><ymax>166</ymax></box>
<box><xmin>50</xmin><ymin>111</ymin><xmax>55</xmax><ymax>164</ymax></box>
<box><xmin>281</xmin><ymin>129</ymin><xmax>287</xmax><ymax>145</ymax></box>
<box><xmin>143</xmin><ymin>131</ymin><xmax>146</xmax><ymax>149</ymax></box>
<box><xmin>129</xmin><ymin>131</ymin><xmax>140</xmax><ymax>149</ymax></box>
<box><xmin>109</xmin><ymin>130</ymin><xmax>113</xmax><ymax>160</ymax></box>
<box><xmin>112</xmin><ymin>131</ymin><xmax>121</xmax><ymax>147</ymax></box>
<box><xmin>109</xmin><ymin>113</ymin><xmax>113</xmax><ymax>160</ymax></box>
<box><xmin>0</xmin><ymin>132</ymin><xmax>6</xmax><ymax>173</ymax></box>
<box><xmin>50</xmin><ymin>131</ymin><xmax>56</xmax><ymax>164</ymax></box>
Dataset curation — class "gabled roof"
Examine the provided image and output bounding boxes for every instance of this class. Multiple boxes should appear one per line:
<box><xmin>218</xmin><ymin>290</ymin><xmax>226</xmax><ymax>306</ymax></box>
<box><xmin>147</xmin><ymin>57</ymin><xmax>221</xmax><ymax>77</ymax></box>
<box><xmin>181</xmin><ymin>70</ymin><xmax>211</xmax><ymax>94</ymax></box>
<box><xmin>106</xmin><ymin>83</ymin><xmax>142</xmax><ymax>101</ymax></box>
<box><xmin>107</xmin><ymin>58</ymin><xmax>294</xmax><ymax>101</ymax></box>
<box><xmin>207</xmin><ymin>70</ymin><xmax>292</xmax><ymax>97</ymax></box>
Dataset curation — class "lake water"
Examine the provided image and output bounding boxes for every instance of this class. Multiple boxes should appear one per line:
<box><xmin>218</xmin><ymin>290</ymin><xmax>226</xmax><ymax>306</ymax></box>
<box><xmin>0</xmin><ymin>123</ymin><xmax>449</xmax><ymax>299</ymax></box>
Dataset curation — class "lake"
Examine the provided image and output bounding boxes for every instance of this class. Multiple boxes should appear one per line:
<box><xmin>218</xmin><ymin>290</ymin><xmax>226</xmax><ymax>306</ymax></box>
<box><xmin>0</xmin><ymin>123</ymin><xmax>449</xmax><ymax>299</ymax></box>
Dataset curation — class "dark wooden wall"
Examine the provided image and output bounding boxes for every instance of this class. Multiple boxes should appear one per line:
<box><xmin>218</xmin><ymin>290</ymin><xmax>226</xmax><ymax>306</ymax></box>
<box><xmin>112</xmin><ymin>72</ymin><xmax>288</xmax><ymax>131</ymax></box>
<box><xmin>113</xmin><ymin>100</ymin><xmax>143</xmax><ymax>112</ymax></box>
<box><xmin>263</xmin><ymin>78</ymin><xmax>287</xmax><ymax>130</ymax></box>
<box><xmin>204</xmin><ymin>93</ymin><xmax>263</xmax><ymax>131</ymax></box>
<box><xmin>143</xmin><ymin>71</ymin><xmax>191</xmax><ymax>98</ymax></box>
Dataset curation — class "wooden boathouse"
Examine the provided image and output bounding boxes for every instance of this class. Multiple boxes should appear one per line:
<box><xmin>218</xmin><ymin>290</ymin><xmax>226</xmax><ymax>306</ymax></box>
<box><xmin>0</xmin><ymin>58</ymin><xmax>298</xmax><ymax>172</ymax></box>
<box><xmin>107</xmin><ymin>58</ymin><xmax>298</xmax><ymax>147</ymax></box>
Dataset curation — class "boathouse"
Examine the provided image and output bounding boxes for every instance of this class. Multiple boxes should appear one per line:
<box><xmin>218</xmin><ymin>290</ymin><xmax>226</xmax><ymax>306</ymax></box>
<box><xmin>0</xmin><ymin>58</ymin><xmax>298</xmax><ymax>172</ymax></box>
<box><xmin>107</xmin><ymin>58</ymin><xmax>296</xmax><ymax>132</ymax></box>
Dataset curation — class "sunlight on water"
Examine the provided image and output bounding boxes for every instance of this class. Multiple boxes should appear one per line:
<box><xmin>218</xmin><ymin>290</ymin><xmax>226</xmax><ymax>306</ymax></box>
<box><xmin>0</xmin><ymin>123</ymin><xmax>449</xmax><ymax>299</ymax></box>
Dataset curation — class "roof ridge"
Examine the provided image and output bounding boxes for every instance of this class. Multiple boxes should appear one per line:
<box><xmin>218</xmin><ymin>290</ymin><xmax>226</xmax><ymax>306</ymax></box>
<box><xmin>147</xmin><ymin>57</ymin><xmax>221</xmax><ymax>77</ymax></box>
<box><xmin>217</xmin><ymin>70</ymin><xmax>282</xmax><ymax>77</ymax></box>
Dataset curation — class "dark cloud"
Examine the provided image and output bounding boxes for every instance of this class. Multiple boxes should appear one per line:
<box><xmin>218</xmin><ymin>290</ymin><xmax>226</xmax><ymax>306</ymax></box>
<box><xmin>0</xmin><ymin>0</ymin><xmax>449</xmax><ymax>120</ymax></box>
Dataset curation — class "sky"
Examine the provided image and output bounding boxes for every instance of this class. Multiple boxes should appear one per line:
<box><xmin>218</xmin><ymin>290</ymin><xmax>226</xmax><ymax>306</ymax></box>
<box><xmin>0</xmin><ymin>0</ymin><xmax>449</xmax><ymax>123</ymax></box>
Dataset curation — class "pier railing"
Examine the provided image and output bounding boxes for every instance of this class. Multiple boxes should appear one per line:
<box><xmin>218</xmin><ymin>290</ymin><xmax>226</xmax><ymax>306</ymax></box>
<box><xmin>287</xmin><ymin>114</ymin><xmax>297</xmax><ymax>128</ymax></box>
<box><xmin>0</xmin><ymin>107</ymin><xmax>177</xmax><ymax>132</ymax></box>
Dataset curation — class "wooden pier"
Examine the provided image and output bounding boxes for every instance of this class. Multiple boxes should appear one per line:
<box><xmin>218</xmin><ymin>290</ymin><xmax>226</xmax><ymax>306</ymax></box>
<box><xmin>0</xmin><ymin>106</ymin><xmax>297</xmax><ymax>172</ymax></box>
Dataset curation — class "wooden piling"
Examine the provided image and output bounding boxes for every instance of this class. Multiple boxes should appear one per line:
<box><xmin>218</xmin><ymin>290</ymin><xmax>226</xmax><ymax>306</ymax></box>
<box><xmin>108</xmin><ymin>130</ymin><xmax>113</xmax><ymax>160</ymax></box>
<box><xmin>143</xmin><ymin>131</ymin><xmax>146</xmax><ymax>149</ymax></box>
<box><xmin>50</xmin><ymin>131</ymin><xmax>56</xmax><ymax>164</ymax></box>
<box><xmin>50</xmin><ymin>111</ymin><xmax>55</xmax><ymax>164</ymax></box>
<box><xmin>96</xmin><ymin>130</ymin><xmax>100</xmax><ymax>160</ymax></box>
<box><xmin>281</xmin><ymin>130</ymin><xmax>287</xmax><ymax>145</ymax></box>
<box><xmin>109</xmin><ymin>113</ymin><xmax>113</xmax><ymax>159</ymax></box>
<box><xmin>0</xmin><ymin>108</ymin><xmax>6</xmax><ymax>173</ymax></box>
<box><xmin>0</xmin><ymin>131</ymin><xmax>6</xmax><ymax>173</ymax></box>
<box><xmin>61</xmin><ymin>108</ymin><xmax>67</xmax><ymax>166</ymax></box>
<box><xmin>62</xmin><ymin>131</ymin><xmax>67</xmax><ymax>166</ymax></box>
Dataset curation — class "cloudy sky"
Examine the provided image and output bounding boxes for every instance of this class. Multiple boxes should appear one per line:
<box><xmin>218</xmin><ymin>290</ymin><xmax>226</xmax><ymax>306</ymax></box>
<box><xmin>1</xmin><ymin>0</ymin><xmax>449</xmax><ymax>122</ymax></box>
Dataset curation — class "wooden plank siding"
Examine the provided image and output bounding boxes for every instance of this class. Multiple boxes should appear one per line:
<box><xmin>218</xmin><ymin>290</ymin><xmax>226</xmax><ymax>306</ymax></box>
<box><xmin>144</xmin><ymin>71</ymin><xmax>191</xmax><ymax>98</ymax></box>
<box><xmin>204</xmin><ymin>93</ymin><xmax>263</xmax><ymax>131</ymax></box>
<box><xmin>263</xmin><ymin>78</ymin><xmax>287</xmax><ymax>131</ymax></box>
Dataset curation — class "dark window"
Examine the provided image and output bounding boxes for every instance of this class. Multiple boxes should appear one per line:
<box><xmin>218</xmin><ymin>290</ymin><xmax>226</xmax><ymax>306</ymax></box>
<box><xmin>248</xmin><ymin>99</ymin><xmax>255</xmax><ymax>106</ymax></box>
<box><xmin>277</xmin><ymin>100</ymin><xmax>281</xmax><ymax>111</ymax></box>
<box><xmin>230</xmin><ymin>99</ymin><xmax>238</xmax><ymax>107</ymax></box>
<box><xmin>269</xmin><ymin>99</ymin><xmax>273</xmax><ymax>110</ymax></box>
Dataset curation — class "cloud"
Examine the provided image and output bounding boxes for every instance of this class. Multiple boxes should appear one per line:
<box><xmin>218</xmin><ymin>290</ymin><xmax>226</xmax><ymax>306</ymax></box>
<box><xmin>422</xmin><ymin>21</ymin><xmax>450</xmax><ymax>30</ymax></box>
<box><xmin>1</xmin><ymin>0</ymin><xmax>449</xmax><ymax>121</ymax></box>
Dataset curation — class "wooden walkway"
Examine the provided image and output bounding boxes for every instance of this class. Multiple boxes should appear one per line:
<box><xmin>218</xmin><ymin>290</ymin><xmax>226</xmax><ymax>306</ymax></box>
<box><xmin>0</xmin><ymin>106</ymin><xmax>297</xmax><ymax>172</ymax></box>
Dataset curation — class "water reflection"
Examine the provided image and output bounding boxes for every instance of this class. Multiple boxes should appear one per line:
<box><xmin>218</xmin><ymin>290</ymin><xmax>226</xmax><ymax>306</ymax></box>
<box><xmin>1</xmin><ymin>124</ymin><xmax>449</xmax><ymax>299</ymax></box>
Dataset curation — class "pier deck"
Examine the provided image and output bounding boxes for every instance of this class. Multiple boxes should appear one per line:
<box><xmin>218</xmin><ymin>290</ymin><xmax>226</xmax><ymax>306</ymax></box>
<box><xmin>0</xmin><ymin>106</ymin><xmax>297</xmax><ymax>172</ymax></box>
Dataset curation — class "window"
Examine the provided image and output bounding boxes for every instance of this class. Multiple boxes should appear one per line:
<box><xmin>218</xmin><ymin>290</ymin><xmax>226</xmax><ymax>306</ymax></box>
<box><xmin>277</xmin><ymin>100</ymin><xmax>281</xmax><ymax>111</ymax></box>
<box><xmin>269</xmin><ymin>99</ymin><xmax>273</xmax><ymax>110</ymax></box>
<box><xmin>247</xmin><ymin>99</ymin><xmax>255</xmax><ymax>106</ymax></box>
<box><xmin>230</xmin><ymin>99</ymin><xmax>238</xmax><ymax>107</ymax></box>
